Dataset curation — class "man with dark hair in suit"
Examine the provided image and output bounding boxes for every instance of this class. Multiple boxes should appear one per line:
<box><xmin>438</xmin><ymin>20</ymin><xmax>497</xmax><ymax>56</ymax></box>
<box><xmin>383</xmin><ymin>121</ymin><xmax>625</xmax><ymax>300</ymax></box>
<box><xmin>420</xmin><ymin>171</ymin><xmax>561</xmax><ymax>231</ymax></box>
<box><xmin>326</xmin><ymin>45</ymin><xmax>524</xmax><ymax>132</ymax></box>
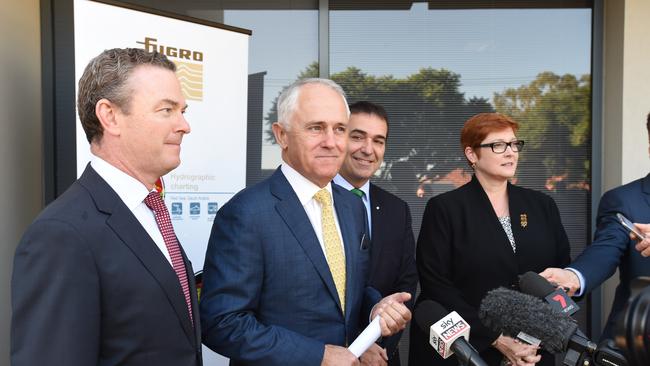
<box><xmin>334</xmin><ymin>101</ymin><xmax>418</xmax><ymax>366</ymax></box>
<box><xmin>11</xmin><ymin>48</ymin><xmax>202</xmax><ymax>366</ymax></box>
<box><xmin>200</xmin><ymin>79</ymin><xmax>412</xmax><ymax>366</ymax></box>
<box><xmin>541</xmin><ymin>112</ymin><xmax>650</xmax><ymax>341</ymax></box>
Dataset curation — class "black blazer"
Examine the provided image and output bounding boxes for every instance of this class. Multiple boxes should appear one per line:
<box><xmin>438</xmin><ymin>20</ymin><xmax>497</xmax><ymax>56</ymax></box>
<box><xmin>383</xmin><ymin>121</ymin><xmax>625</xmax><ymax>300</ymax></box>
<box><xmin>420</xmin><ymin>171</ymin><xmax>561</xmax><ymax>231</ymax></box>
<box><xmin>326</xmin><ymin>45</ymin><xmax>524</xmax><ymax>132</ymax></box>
<box><xmin>368</xmin><ymin>183</ymin><xmax>418</xmax><ymax>366</ymax></box>
<box><xmin>11</xmin><ymin>165</ymin><xmax>202</xmax><ymax>366</ymax></box>
<box><xmin>409</xmin><ymin>175</ymin><xmax>570</xmax><ymax>366</ymax></box>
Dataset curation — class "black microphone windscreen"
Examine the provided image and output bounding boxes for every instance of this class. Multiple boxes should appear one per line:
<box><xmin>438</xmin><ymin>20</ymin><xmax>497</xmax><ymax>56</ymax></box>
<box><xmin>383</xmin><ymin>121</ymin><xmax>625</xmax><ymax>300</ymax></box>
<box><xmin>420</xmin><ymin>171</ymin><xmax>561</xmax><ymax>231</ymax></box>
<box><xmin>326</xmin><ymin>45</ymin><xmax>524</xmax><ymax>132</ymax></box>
<box><xmin>479</xmin><ymin>287</ymin><xmax>577</xmax><ymax>353</ymax></box>
<box><xmin>519</xmin><ymin>271</ymin><xmax>556</xmax><ymax>298</ymax></box>
<box><xmin>414</xmin><ymin>300</ymin><xmax>449</xmax><ymax>333</ymax></box>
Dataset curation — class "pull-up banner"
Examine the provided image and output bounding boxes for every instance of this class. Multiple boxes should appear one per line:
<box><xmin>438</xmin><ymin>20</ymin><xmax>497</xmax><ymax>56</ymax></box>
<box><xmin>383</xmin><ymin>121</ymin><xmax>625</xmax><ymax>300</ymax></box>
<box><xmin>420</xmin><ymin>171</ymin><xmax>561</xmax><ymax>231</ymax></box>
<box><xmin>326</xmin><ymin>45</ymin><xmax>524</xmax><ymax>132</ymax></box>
<box><xmin>74</xmin><ymin>0</ymin><xmax>250</xmax><ymax>273</ymax></box>
<box><xmin>74</xmin><ymin>1</ymin><xmax>249</xmax><ymax>363</ymax></box>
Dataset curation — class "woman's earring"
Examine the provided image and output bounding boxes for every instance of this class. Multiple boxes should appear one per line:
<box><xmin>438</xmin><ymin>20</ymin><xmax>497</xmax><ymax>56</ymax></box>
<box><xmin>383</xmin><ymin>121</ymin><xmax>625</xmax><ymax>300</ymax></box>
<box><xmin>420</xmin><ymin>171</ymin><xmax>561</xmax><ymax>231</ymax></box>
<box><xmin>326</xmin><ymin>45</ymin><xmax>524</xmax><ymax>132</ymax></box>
<box><xmin>471</xmin><ymin>162</ymin><xmax>477</xmax><ymax>169</ymax></box>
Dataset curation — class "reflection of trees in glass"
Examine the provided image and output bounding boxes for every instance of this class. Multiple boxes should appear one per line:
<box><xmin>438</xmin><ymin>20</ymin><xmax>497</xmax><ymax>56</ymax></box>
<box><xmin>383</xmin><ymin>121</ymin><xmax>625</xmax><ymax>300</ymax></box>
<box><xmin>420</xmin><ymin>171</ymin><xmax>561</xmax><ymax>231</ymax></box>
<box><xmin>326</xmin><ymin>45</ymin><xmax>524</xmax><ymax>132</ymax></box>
<box><xmin>265</xmin><ymin>65</ymin><xmax>590</xmax><ymax>198</ymax></box>
<box><xmin>493</xmin><ymin>72</ymin><xmax>591</xmax><ymax>191</ymax></box>
<box><xmin>264</xmin><ymin>62</ymin><xmax>320</xmax><ymax>143</ymax></box>
<box><xmin>264</xmin><ymin>62</ymin><xmax>494</xmax><ymax>196</ymax></box>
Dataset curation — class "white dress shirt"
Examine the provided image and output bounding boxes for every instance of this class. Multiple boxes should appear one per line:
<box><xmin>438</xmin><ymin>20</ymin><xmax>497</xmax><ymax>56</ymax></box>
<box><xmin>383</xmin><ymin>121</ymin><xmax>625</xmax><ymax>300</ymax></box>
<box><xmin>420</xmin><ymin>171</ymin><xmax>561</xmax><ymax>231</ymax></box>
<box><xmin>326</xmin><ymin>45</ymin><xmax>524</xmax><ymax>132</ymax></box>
<box><xmin>91</xmin><ymin>157</ymin><xmax>173</xmax><ymax>265</ymax></box>
<box><xmin>333</xmin><ymin>174</ymin><xmax>372</xmax><ymax>238</ymax></box>
<box><xmin>281</xmin><ymin>163</ymin><xmax>345</xmax><ymax>256</ymax></box>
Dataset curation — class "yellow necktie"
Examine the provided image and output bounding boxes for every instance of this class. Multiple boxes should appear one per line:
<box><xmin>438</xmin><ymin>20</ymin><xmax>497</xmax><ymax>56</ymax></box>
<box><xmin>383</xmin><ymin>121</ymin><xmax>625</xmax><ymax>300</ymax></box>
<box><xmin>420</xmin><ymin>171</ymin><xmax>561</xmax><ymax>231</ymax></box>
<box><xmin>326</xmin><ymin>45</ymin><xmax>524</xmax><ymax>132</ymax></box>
<box><xmin>314</xmin><ymin>188</ymin><xmax>346</xmax><ymax>313</ymax></box>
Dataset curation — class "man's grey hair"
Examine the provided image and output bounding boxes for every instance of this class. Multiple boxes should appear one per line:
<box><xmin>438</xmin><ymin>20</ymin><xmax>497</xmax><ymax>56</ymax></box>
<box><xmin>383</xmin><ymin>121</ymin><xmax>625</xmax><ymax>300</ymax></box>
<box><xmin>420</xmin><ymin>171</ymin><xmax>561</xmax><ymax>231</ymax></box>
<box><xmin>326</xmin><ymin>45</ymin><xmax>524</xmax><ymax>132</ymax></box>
<box><xmin>77</xmin><ymin>48</ymin><xmax>176</xmax><ymax>143</ymax></box>
<box><xmin>276</xmin><ymin>78</ymin><xmax>350</xmax><ymax>129</ymax></box>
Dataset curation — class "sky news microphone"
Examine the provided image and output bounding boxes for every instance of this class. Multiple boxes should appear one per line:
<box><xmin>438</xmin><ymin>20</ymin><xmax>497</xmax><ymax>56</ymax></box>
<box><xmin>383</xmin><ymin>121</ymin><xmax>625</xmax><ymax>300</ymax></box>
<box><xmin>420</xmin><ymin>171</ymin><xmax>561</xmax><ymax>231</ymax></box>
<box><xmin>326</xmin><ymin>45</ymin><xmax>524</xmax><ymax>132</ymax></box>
<box><xmin>519</xmin><ymin>271</ymin><xmax>580</xmax><ymax>316</ymax></box>
<box><xmin>479</xmin><ymin>287</ymin><xmax>596</xmax><ymax>356</ymax></box>
<box><xmin>414</xmin><ymin>300</ymin><xmax>488</xmax><ymax>366</ymax></box>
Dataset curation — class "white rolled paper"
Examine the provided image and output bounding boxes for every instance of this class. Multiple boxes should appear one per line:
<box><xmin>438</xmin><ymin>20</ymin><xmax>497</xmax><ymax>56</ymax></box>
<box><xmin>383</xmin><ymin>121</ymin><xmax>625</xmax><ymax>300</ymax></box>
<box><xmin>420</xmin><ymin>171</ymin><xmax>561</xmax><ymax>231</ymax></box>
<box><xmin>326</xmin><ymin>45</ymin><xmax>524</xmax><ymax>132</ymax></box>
<box><xmin>348</xmin><ymin>316</ymin><xmax>382</xmax><ymax>357</ymax></box>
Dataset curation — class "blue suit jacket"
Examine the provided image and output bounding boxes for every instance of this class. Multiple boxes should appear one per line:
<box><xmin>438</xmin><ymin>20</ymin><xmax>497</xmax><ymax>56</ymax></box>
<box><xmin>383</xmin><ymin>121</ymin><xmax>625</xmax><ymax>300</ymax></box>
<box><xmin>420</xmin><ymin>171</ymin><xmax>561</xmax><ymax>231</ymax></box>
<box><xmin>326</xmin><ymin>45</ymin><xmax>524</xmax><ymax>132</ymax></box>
<box><xmin>571</xmin><ymin>174</ymin><xmax>650</xmax><ymax>339</ymax></box>
<box><xmin>200</xmin><ymin>168</ymin><xmax>379</xmax><ymax>366</ymax></box>
<box><xmin>11</xmin><ymin>165</ymin><xmax>202</xmax><ymax>366</ymax></box>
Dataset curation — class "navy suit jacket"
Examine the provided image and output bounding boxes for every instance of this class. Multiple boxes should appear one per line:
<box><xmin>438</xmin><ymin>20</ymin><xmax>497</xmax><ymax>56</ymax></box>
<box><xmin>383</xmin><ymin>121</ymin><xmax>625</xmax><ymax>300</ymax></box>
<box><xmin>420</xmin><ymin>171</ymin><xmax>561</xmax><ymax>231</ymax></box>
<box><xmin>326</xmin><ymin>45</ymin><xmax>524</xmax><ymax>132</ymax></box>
<box><xmin>368</xmin><ymin>183</ymin><xmax>417</xmax><ymax>366</ymax></box>
<box><xmin>200</xmin><ymin>168</ymin><xmax>380</xmax><ymax>366</ymax></box>
<box><xmin>570</xmin><ymin>174</ymin><xmax>650</xmax><ymax>339</ymax></box>
<box><xmin>11</xmin><ymin>165</ymin><xmax>202</xmax><ymax>366</ymax></box>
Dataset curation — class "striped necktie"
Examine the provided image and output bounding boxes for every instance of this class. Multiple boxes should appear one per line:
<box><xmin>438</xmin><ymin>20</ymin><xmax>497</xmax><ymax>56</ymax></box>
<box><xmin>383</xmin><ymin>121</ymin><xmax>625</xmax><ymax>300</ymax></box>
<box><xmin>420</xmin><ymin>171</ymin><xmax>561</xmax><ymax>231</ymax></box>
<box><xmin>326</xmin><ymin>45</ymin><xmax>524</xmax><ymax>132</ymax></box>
<box><xmin>144</xmin><ymin>191</ymin><xmax>194</xmax><ymax>325</ymax></box>
<box><xmin>350</xmin><ymin>188</ymin><xmax>365</xmax><ymax>198</ymax></box>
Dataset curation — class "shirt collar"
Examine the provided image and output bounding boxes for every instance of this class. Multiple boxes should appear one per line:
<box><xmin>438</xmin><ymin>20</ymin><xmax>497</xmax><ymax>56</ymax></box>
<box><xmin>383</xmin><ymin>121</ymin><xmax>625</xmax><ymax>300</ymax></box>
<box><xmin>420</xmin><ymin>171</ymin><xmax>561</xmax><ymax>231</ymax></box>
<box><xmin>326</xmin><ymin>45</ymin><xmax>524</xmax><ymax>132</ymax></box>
<box><xmin>281</xmin><ymin>163</ymin><xmax>333</xmax><ymax>206</ymax></box>
<box><xmin>91</xmin><ymin>156</ymin><xmax>152</xmax><ymax>210</ymax></box>
<box><xmin>333</xmin><ymin>174</ymin><xmax>370</xmax><ymax>198</ymax></box>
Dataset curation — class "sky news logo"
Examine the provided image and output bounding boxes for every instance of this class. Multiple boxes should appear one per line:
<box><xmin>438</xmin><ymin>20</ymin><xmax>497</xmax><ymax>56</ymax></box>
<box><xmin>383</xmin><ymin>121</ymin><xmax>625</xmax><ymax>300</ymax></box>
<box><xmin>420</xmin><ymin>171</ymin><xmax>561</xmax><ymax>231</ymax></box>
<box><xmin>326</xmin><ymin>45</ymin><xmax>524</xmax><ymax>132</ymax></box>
<box><xmin>441</xmin><ymin>320</ymin><xmax>468</xmax><ymax>341</ymax></box>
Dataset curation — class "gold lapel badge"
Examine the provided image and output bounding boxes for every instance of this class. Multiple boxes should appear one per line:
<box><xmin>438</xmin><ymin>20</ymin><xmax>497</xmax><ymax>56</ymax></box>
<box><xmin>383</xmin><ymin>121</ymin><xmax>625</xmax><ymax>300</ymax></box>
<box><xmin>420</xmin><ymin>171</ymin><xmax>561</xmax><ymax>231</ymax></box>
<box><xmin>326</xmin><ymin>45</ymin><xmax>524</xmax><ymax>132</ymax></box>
<box><xmin>520</xmin><ymin>213</ymin><xmax>528</xmax><ymax>228</ymax></box>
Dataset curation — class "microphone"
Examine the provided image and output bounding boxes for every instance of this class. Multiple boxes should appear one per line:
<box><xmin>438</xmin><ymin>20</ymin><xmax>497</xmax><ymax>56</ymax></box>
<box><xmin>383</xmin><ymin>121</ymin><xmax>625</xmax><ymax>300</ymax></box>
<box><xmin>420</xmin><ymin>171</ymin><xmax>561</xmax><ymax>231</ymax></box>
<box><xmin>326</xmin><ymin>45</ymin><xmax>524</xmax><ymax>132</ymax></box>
<box><xmin>478</xmin><ymin>287</ymin><xmax>596</xmax><ymax>355</ymax></box>
<box><xmin>519</xmin><ymin>271</ymin><xmax>579</xmax><ymax>316</ymax></box>
<box><xmin>518</xmin><ymin>272</ymin><xmax>628</xmax><ymax>365</ymax></box>
<box><xmin>414</xmin><ymin>300</ymin><xmax>488</xmax><ymax>366</ymax></box>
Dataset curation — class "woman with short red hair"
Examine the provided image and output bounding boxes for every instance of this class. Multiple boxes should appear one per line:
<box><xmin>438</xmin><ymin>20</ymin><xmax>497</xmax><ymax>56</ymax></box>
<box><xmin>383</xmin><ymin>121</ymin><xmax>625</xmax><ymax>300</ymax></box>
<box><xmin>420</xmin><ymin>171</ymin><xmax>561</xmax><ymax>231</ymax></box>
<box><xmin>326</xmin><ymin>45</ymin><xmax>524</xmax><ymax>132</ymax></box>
<box><xmin>409</xmin><ymin>113</ymin><xmax>571</xmax><ymax>366</ymax></box>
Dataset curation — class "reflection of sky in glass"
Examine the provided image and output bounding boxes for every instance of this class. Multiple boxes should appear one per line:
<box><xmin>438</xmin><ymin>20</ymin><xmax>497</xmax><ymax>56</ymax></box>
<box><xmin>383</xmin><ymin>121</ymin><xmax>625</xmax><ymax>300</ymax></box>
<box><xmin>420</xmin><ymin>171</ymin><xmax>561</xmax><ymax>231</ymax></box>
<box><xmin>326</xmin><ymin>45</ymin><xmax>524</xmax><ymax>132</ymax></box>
<box><xmin>224</xmin><ymin>10</ymin><xmax>318</xmax><ymax>168</ymax></box>
<box><xmin>225</xmin><ymin>4</ymin><xmax>591</xmax><ymax>168</ymax></box>
<box><xmin>330</xmin><ymin>3</ymin><xmax>591</xmax><ymax>101</ymax></box>
<box><xmin>225</xmin><ymin>9</ymin><xmax>318</xmax><ymax>124</ymax></box>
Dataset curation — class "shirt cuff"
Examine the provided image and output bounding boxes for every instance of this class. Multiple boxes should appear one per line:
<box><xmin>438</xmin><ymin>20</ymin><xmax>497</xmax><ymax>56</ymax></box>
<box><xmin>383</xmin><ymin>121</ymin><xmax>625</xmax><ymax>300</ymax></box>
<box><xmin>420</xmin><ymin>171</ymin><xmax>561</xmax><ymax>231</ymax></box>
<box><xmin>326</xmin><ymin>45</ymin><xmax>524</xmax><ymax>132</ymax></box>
<box><xmin>370</xmin><ymin>304</ymin><xmax>377</xmax><ymax>323</ymax></box>
<box><xmin>565</xmin><ymin>267</ymin><xmax>585</xmax><ymax>296</ymax></box>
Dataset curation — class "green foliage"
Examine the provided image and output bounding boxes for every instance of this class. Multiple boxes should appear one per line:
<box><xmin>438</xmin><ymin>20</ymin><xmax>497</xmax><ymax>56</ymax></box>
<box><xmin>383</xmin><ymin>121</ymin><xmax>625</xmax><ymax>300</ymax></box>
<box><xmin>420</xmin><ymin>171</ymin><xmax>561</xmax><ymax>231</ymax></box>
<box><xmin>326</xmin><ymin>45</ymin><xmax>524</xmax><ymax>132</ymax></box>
<box><xmin>264</xmin><ymin>62</ymin><xmax>320</xmax><ymax>142</ymax></box>
<box><xmin>264</xmin><ymin>65</ymin><xmax>590</xmax><ymax>191</ymax></box>
<box><xmin>264</xmin><ymin>62</ymin><xmax>494</xmax><ymax>184</ymax></box>
<box><xmin>493</xmin><ymin>72</ymin><xmax>591</xmax><ymax>184</ymax></box>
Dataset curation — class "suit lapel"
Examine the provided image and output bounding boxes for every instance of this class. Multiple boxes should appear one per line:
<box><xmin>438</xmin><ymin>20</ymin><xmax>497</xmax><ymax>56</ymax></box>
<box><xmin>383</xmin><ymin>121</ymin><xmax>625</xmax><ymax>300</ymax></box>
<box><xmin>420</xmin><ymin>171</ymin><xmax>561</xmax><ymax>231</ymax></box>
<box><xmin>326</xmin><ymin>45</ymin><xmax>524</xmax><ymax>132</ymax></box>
<box><xmin>507</xmin><ymin>183</ymin><xmax>526</xmax><ymax>262</ymax></box>
<box><xmin>469</xmin><ymin>176</ymin><xmax>518</xmax><ymax>264</ymax></box>
<box><xmin>332</xmin><ymin>184</ymin><xmax>361</xmax><ymax>321</ymax></box>
<box><xmin>78</xmin><ymin>165</ymin><xmax>197</xmax><ymax>346</ymax></box>
<box><xmin>270</xmin><ymin>169</ymin><xmax>342</xmax><ymax>313</ymax></box>
<box><xmin>182</xmin><ymin>250</ymin><xmax>202</xmax><ymax>351</ymax></box>
<box><xmin>369</xmin><ymin>184</ymin><xmax>384</xmax><ymax>278</ymax></box>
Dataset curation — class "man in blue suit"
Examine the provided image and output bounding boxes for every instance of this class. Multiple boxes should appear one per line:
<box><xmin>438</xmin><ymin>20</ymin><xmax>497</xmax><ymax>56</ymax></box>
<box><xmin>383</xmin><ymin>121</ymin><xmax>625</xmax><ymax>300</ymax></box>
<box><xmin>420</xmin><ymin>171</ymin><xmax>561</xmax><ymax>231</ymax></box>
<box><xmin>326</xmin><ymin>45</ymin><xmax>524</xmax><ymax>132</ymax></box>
<box><xmin>11</xmin><ymin>48</ymin><xmax>201</xmax><ymax>365</ymax></box>
<box><xmin>200</xmin><ymin>78</ymin><xmax>412</xmax><ymax>366</ymax></box>
<box><xmin>541</xmin><ymin>113</ymin><xmax>650</xmax><ymax>340</ymax></box>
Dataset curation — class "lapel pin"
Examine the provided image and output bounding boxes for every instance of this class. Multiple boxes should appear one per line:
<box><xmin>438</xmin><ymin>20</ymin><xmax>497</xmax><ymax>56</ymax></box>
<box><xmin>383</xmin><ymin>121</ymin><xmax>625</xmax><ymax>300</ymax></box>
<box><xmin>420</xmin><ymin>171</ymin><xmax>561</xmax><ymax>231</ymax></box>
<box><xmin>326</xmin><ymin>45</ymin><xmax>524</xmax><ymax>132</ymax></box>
<box><xmin>375</xmin><ymin>206</ymin><xmax>380</xmax><ymax>210</ymax></box>
<box><xmin>520</xmin><ymin>213</ymin><xmax>528</xmax><ymax>228</ymax></box>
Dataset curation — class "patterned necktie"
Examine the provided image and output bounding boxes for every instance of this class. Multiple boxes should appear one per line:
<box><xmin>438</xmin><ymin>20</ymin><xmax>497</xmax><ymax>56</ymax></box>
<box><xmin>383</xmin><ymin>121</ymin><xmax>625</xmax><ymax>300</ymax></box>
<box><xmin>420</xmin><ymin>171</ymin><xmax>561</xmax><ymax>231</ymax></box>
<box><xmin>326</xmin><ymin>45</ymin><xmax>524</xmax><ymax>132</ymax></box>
<box><xmin>144</xmin><ymin>191</ymin><xmax>193</xmax><ymax>325</ymax></box>
<box><xmin>313</xmin><ymin>188</ymin><xmax>346</xmax><ymax>313</ymax></box>
<box><xmin>350</xmin><ymin>188</ymin><xmax>365</xmax><ymax>198</ymax></box>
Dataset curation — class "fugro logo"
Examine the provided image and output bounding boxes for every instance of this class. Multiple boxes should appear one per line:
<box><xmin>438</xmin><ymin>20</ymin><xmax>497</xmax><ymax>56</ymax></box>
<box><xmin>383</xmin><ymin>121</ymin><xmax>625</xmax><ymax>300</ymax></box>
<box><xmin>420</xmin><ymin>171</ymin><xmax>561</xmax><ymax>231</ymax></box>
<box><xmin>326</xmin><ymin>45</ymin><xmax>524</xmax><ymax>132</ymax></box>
<box><xmin>137</xmin><ymin>37</ymin><xmax>204</xmax><ymax>101</ymax></box>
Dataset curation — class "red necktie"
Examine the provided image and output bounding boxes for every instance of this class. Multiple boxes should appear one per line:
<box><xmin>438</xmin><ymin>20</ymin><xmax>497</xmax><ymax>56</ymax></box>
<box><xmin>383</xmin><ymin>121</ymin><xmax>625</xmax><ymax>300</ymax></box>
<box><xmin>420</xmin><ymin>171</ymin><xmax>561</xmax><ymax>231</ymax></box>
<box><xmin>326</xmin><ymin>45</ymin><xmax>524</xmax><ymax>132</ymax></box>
<box><xmin>144</xmin><ymin>191</ymin><xmax>193</xmax><ymax>325</ymax></box>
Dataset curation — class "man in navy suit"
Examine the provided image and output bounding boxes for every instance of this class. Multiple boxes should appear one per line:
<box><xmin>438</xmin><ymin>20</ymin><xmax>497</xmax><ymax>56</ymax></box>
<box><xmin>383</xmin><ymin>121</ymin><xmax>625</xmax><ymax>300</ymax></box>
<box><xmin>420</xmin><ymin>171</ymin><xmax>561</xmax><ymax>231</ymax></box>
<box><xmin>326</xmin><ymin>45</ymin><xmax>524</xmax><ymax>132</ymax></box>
<box><xmin>541</xmin><ymin>113</ymin><xmax>650</xmax><ymax>340</ymax></box>
<box><xmin>11</xmin><ymin>48</ymin><xmax>201</xmax><ymax>366</ymax></box>
<box><xmin>334</xmin><ymin>101</ymin><xmax>417</xmax><ymax>366</ymax></box>
<box><xmin>200</xmin><ymin>79</ymin><xmax>412</xmax><ymax>366</ymax></box>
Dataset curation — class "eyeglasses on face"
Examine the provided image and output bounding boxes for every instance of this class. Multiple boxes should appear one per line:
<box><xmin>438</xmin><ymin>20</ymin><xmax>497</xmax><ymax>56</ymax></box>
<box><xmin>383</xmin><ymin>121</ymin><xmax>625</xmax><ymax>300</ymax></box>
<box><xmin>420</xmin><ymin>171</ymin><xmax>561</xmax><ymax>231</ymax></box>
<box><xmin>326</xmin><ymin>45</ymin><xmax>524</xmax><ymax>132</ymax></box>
<box><xmin>478</xmin><ymin>140</ymin><xmax>525</xmax><ymax>154</ymax></box>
